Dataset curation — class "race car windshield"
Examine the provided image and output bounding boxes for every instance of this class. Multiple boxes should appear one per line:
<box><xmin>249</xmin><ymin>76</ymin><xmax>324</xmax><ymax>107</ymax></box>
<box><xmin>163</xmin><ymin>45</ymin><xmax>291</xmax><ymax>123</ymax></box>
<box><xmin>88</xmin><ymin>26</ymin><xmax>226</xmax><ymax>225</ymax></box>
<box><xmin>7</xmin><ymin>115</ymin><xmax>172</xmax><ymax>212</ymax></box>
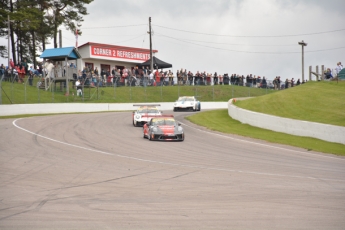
<box><xmin>178</xmin><ymin>97</ymin><xmax>194</xmax><ymax>101</ymax></box>
<box><xmin>152</xmin><ymin>119</ymin><xmax>176</xmax><ymax>126</ymax></box>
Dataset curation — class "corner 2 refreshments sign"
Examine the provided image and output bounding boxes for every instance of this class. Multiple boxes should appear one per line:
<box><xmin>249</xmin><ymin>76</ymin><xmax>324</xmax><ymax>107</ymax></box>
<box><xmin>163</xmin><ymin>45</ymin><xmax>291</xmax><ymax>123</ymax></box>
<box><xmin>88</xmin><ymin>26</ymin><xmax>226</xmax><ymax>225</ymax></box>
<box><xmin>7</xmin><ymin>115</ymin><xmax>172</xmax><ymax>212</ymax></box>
<box><xmin>91</xmin><ymin>45</ymin><xmax>151</xmax><ymax>61</ymax></box>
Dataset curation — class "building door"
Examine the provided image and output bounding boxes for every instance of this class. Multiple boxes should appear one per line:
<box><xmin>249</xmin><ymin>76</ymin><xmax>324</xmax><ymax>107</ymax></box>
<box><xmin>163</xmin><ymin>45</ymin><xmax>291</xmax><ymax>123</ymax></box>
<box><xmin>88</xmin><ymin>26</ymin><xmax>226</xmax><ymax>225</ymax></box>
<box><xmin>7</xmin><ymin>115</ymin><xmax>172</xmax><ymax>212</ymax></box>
<box><xmin>116</xmin><ymin>65</ymin><xmax>124</xmax><ymax>76</ymax></box>
<box><xmin>100</xmin><ymin>64</ymin><xmax>110</xmax><ymax>75</ymax></box>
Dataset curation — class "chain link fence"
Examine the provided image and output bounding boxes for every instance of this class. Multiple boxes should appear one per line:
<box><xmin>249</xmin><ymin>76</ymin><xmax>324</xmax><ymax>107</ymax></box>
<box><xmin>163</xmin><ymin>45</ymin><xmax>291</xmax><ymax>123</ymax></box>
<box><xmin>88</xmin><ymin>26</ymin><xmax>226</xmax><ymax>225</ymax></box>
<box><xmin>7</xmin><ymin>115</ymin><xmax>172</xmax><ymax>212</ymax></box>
<box><xmin>1</xmin><ymin>73</ymin><xmax>282</xmax><ymax>105</ymax></box>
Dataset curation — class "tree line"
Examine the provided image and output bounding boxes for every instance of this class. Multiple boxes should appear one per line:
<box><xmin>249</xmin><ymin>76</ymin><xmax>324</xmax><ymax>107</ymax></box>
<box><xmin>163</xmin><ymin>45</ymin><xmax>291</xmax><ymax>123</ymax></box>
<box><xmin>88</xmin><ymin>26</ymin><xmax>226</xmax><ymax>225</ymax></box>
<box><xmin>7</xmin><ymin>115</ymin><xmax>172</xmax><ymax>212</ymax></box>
<box><xmin>0</xmin><ymin>0</ymin><xmax>93</xmax><ymax>68</ymax></box>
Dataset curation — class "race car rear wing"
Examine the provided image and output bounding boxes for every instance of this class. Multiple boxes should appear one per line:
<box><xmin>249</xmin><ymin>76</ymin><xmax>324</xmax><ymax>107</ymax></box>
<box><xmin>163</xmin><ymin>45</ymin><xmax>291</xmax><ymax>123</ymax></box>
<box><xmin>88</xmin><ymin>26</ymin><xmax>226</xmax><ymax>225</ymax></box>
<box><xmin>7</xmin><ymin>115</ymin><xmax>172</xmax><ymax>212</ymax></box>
<box><xmin>133</xmin><ymin>104</ymin><xmax>161</xmax><ymax>106</ymax></box>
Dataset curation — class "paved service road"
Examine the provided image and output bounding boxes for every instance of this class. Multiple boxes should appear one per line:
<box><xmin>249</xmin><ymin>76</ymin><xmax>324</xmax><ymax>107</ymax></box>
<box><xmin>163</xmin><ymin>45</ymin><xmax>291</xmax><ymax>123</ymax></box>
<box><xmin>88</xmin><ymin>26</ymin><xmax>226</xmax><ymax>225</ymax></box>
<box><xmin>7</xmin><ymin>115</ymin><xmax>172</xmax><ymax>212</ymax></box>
<box><xmin>1</xmin><ymin>111</ymin><xmax>344</xmax><ymax>230</ymax></box>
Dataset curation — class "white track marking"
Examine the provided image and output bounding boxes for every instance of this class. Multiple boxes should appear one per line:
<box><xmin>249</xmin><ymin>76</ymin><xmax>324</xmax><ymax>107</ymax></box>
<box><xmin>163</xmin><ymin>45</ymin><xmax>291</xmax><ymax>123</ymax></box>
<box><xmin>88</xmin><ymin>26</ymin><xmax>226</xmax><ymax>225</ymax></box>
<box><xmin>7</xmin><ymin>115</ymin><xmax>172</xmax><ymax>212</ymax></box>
<box><xmin>13</xmin><ymin>118</ymin><xmax>345</xmax><ymax>182</ymax></box>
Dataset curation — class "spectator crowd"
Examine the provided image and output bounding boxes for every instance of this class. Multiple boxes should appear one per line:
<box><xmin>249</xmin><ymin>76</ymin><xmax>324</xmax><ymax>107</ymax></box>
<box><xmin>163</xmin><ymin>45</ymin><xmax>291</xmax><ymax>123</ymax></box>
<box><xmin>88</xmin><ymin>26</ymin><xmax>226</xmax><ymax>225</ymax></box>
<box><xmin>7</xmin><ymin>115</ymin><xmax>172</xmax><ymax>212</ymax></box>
<box><xmin>1</xmin><ymin>60</ymin><xmax>343</xmax><ymax>91</ymax></box>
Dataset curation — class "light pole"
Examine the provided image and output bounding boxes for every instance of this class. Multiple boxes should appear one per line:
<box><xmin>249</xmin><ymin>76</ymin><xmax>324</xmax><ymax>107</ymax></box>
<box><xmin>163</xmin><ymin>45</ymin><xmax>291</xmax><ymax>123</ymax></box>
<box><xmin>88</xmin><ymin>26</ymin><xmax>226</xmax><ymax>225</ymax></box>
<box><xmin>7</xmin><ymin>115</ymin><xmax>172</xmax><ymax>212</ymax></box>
<box><xmin>298</xmin><ymin>40</ymin><xmax>307</xmax><ymax>82</ymax></box>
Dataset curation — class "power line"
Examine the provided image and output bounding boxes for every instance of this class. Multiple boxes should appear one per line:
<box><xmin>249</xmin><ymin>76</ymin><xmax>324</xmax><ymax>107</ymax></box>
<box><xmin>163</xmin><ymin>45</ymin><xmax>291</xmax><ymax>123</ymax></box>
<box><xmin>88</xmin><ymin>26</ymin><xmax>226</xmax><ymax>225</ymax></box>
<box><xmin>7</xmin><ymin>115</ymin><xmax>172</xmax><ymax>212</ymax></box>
<box><xmin>154</xmin><ymin>24</ymin><xmax>345</xmax><ymax>38</ymax></box>
<box><xmin>82</xmin><ymin>24</ymin><xmax>146</xmax><ymax>30</ymax></box>
<box><xmin>155</xmin><ymin>33</ymin><xmax>345</xmax><ymax>54</ymax></box>
<box><xmin>156</xmin><ymin>35</ymin><xmax>296</xmax><ymax>47</ymax></box>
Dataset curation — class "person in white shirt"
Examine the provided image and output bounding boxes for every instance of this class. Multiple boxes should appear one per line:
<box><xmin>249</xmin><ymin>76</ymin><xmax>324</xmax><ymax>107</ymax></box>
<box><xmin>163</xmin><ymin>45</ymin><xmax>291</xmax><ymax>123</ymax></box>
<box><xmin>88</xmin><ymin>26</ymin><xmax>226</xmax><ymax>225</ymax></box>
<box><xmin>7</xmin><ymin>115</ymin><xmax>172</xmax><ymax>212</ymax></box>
<box><xmin>335</xmin><ymin>62</ymin><xmax>343</xmax><ymax>77</ymax></box>
<box><xmin>149</xmin><ymin>72</ymin><xmax>154</xmax><ymax>86</ymax></box>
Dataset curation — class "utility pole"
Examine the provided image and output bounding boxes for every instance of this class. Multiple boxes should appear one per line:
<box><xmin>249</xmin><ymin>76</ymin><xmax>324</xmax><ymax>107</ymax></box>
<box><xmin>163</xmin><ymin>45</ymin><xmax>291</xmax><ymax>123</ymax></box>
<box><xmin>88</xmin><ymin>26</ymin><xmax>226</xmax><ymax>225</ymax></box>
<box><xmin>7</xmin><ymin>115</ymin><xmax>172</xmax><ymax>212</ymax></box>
<box><xmin>298</xmin><ymin>40</ymin><xmax>307</xmax><ymax>82</ymax></box>
<box><xmin>148</xmin><ymin>17</ymin><xmax>153</xmax><ymax>73</ymax></box>
<box><xmin>59</xmin><ymin>30</ymin><xmax>62</xmax><ymax>48</ymax></box>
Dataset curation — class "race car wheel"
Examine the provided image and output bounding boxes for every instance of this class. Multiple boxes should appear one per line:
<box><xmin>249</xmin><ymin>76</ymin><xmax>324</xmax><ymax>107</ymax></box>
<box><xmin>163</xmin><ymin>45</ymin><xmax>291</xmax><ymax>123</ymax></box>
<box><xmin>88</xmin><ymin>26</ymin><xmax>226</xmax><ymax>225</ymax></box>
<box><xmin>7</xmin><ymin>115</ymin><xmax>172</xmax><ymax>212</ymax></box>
<box><xmin>198</xmin><ymin>104</ymin><xmax>201</xmax><ymax>111</ymax></box>
<box><xmin>133</xmin><ymin>119</ymin><xmax>135</xmax><ymax>126</ymax></box>
<box><xmin>173</xmin><ymin>107</ymin><xmax>177</xmax><ymax>112</ymax></box>
<box><xmin>143</xmin><ymin>132</ymin><xmax>146</xmax><ymax>139</ymax></box>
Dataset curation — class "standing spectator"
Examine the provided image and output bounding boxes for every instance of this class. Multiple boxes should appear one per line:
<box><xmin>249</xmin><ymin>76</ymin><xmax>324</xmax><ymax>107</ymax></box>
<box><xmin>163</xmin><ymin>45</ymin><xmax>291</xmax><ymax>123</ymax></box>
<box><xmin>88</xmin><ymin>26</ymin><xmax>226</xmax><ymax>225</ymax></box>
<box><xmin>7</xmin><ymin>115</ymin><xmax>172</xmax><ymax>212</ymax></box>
<box><xmin>78</xmin><ymin>69</ymin><xmax>82</xmax><ymax>80</ymax></box>
<box><xmin>28</xmin><ymin>68</ymin><xmax>34</xmax><ymax>86</ymax></box>
<box><xmin>335</xmin><ymin>62</ymin><xmax>343</xmax><ymax>77</ymax></box>
<box><xmin>100</xmin><ymin>68</ymin><xmax>106</xmax><ymax>83</ymax></box>
<box><xmin>206</xmin><ymin>73</ymin><xmax>212</xmax><ymax>85</ymax></box>
<box><xmin>218</xmin><ymin>74</ymin><xmax>223</xmax><ymax>85</ymax></box>
<box><xmin>277</xmin><ymin>76</ymin><xmax>281</xmax><ymax>90</ymax></box>
<box><xmin>256</xmin><ymin>76</ymin><xmax>261</xmax><ymax>88</ymax></box>
<box><xmin>195</xmin><ymin>71</ymin><xmax>200</xmax><ymax>85</ymax></box>
<box><xmin>285</xmin><ymin>78</ymin><xmax>289</xmax><ymax>89</ymax></box>
<box><xmin>223</xmin><ymin>73</ymin><xmax>230</xmax><ymax>85</ymax></box>
<box><xmin>111</xmin><ymin>67</ymin><xmax>116</xmax><ymax>77</ymax></box>
<box><xmin>261</xmin><ymin>77</ymin><xmax>267</xmax><ymax>88</ymax></box>
<box><xmin>0</xmin><ymin>64</ymin><xmax>5</xmax><ymax>77</ymax></box>
<box><xmin>149</xmin><ymin>71</ymin><xmax>154</xmax><ymax>86</ymax></box>
<box><xmin>94</xmin><ymin>67</ymin><xmax>99</xmax><ymax>76</ymax></box>
<box><xmin>291</xmin><ymin>78</ymin><xmax>295</xmax><ymax>87</ymax></box>
<box><xmin>296</xmin><ymin>79</ymin><xmax>301</xmax><ymax>86</ymax></box>
<box><xmin>123</xmin><ymin>66</ymin><xmax>129</xmax><ymax>85</ymax></box>
<box><xmin>214</xmin><ymin>72</ymin><xmax>218</xmax><ymax>85</ymax></box>
<box><xmin>9</xmin><ymin>58</ymin><xmax>15</xmax><ymax>69</ymax></box>
<box><xmin>168</xmin><ymin>70</ymin><xmax>174</xmax><ymax>85</ymax></box>
<box><xmin>114</xmin><ymin>69</ymin><xmax>121</xmax><ymax>86</ymax></box>
<box><xmin>21</xmin><ymin>58</ymin><xmax>28</xmax><ymax>75</ymax></box>
<box><xmin>187</xmin><ymin>71</ymin><xmax>193</xmax><ymax>85</ymax></box>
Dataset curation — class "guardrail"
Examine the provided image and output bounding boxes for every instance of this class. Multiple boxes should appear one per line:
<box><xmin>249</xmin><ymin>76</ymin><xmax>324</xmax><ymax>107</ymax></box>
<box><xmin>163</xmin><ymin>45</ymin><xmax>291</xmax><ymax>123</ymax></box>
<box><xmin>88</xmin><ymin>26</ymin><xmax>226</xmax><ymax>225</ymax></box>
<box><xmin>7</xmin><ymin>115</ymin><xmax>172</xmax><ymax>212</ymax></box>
<box><xmin>227</xmin><ymin>99</ymin><xmax>345</xmax><ymax>145</ymax></box>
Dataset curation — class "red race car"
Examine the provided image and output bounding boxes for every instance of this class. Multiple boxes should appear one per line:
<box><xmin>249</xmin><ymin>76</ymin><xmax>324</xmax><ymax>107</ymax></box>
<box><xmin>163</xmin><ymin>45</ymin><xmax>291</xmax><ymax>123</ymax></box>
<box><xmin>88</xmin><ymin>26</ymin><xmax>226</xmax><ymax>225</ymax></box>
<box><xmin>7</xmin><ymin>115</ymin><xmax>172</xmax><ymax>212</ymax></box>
<box><xmin>143</xmin><ymin>115</ymin><xmax>184</xmax><ymax>141</ymax></box>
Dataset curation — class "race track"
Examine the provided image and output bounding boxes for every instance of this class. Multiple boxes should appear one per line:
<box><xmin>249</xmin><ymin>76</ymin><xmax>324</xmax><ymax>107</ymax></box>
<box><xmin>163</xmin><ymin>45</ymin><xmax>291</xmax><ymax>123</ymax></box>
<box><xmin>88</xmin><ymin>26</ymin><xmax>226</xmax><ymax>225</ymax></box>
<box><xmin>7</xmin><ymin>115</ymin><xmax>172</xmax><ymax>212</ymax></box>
<box><xmin>0</xmin><ymin>111</ymin><xmax>344</xmax><ymax>230</ymax></box>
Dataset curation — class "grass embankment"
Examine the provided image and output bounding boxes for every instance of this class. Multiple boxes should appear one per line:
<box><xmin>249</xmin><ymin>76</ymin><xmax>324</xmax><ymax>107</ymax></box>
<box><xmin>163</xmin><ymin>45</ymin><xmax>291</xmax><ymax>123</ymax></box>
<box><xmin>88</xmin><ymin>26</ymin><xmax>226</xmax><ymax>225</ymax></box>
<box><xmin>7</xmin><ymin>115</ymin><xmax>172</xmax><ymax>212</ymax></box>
<box><xmin>0</xmin><ymin>79</ymin><xmax>272</xmax><ymax>104</ymax></box>
<box><xmin>235</xmin><ymin>81</ymin><xmax>345</xmax><ymax>127</ymax></box>
<box><xmin>186</xmin><ymin>81</ymin><xmax>345</xmax><ymax>156</ymax></box>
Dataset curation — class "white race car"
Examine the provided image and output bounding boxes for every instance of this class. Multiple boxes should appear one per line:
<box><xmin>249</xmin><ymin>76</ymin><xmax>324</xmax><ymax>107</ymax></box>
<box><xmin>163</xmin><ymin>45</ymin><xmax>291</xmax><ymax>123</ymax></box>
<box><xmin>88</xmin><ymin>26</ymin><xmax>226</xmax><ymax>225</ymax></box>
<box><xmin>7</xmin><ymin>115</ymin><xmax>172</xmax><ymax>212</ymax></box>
<box><xmin>173</xmin><ymin>96</ymin><xmax>201</xmax><ymax>112</ymax></box>
<box><xmin>132</xmin><ymin>104</ymin><xmax>162</xmax><ymax>127</ymax></box>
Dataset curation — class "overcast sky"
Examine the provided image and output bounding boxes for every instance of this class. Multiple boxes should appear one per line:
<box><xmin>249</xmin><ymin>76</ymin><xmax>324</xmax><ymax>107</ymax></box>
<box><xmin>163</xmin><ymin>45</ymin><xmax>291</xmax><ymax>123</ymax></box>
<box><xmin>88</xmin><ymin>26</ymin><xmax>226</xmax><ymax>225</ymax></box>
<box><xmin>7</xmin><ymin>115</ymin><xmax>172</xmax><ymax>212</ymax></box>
<box><xmin>1</xmin><ymin>0</ymin><xmax>344</xmax><ymax>81</ymax></box>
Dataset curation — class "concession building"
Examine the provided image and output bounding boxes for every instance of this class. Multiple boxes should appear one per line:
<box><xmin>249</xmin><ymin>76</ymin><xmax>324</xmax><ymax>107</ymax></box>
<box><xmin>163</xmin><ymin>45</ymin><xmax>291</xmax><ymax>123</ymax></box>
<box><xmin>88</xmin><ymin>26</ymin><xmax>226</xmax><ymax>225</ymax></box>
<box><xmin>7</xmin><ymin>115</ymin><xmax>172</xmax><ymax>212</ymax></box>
<box><xmin>76</xmin><ymin>42</ymin><xmax>158</xmax><ymax>73</ymax></box>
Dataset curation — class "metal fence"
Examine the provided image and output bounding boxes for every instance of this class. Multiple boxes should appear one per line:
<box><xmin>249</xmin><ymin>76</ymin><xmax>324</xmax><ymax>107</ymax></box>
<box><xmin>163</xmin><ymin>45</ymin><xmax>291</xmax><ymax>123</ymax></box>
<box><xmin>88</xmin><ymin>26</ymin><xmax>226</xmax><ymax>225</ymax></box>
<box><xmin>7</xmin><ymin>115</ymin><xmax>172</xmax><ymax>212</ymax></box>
<box><xmin>0</xmin><ymin>73</ymin><xmax>296</xmax><ymax>105</ymax></box>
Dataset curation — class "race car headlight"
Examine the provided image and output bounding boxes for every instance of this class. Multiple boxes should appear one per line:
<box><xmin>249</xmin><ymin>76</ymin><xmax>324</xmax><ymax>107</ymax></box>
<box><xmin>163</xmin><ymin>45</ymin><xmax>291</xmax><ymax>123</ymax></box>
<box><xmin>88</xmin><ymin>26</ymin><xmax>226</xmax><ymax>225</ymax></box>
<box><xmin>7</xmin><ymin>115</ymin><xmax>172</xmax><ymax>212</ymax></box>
<box><xmin>152</xmin><ymin>127</ymin><xmax>158</xmax><ymax>132</ymax></box>
<box><xmin>178</xmin><ymin>126</ymin><xmax>183</xmax><ymax>132</ymax></box>
<box><xmin>135</xmin><ymin>114</ymin><xmax>141</xmax><ymax>119</ymax></box>
<box><xmin>191</xmin><ymin>102</ymin><xmax>194</xmax><ymax>105</ymax></box>
<box><xmin>174</xmin><ymin>103</ymin><xmax>177</xmax><ymax>106</ymax></box>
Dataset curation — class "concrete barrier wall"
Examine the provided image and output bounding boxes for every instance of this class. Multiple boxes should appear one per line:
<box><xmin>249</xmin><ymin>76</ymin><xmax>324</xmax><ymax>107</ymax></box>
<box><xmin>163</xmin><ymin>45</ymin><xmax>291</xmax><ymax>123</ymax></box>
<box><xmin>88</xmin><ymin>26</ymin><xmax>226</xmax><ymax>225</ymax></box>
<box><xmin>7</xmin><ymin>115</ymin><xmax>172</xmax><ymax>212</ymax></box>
<box><xmin>0</xmin><ymin>102</ymin><xmax>228</xmax><ymax>116</ymax></box>
<box><xmin>227</xmin><ymin>99</ymin><xmax>345</xmax><ymax>145</ymax></box>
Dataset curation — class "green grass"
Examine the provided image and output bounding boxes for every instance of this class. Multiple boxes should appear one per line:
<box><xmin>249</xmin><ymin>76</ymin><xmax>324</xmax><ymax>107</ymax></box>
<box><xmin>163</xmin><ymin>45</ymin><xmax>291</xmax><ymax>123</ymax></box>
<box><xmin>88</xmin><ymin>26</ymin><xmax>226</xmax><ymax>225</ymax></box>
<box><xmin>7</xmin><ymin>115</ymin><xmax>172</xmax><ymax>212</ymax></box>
<box><xmin>0</xmin><ymin>78</ymin><xmax>274</xmax><ymax>104</ymax></box>
<box><xmin>234</xmin><ymin>81</ymin><xmax>345</xmax><ymax>127</ymax></box>
<box><xmin>186</xmin><ymin>109</ymin><xmax>345</xmax><ymax>156</ymax></box>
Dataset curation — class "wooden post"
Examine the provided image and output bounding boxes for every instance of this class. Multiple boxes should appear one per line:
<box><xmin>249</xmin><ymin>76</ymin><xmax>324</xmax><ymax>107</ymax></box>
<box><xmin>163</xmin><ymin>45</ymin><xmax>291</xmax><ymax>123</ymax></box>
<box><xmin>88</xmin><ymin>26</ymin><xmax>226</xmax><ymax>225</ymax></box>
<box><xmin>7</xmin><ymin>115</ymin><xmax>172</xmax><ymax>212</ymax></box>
<box><xmin>316</xmin><ymin>65</ymin><xmax>319</xmax><ymax>81</ymax></box>
<box><xmin>309</xmin><ymin>66</ymin><xmax>312</xmax><ymax>82</ymax></box>
<box><xmin>321</xmin><ymin>65</ymin><xmax>324</xmax><ymax>80</ymax></box>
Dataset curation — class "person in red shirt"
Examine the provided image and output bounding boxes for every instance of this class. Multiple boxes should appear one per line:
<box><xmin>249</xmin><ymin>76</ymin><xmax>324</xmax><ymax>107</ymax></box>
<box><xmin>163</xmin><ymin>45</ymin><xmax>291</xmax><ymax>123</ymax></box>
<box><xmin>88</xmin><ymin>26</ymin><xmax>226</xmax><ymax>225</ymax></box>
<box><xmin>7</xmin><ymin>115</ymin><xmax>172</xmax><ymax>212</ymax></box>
<box><xmin>9</xmin><ymin>59</ymin><xmax>15</xmax><ymax>69</ymax></box>
<box><xmin>154</xmin><ymin>69</ymin><xmax>160</xmax><ymax>86</ymax></box>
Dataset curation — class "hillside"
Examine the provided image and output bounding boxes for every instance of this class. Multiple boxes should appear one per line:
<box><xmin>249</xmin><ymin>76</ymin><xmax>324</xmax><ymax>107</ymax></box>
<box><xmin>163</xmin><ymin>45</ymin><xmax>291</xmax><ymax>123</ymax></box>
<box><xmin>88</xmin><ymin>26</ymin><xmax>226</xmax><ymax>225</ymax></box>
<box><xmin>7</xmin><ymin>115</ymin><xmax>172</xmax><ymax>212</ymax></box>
<box><xmin>235</xmin><ymin>81</ymin><xmax>345</xmax><ymax>127</ymax></box>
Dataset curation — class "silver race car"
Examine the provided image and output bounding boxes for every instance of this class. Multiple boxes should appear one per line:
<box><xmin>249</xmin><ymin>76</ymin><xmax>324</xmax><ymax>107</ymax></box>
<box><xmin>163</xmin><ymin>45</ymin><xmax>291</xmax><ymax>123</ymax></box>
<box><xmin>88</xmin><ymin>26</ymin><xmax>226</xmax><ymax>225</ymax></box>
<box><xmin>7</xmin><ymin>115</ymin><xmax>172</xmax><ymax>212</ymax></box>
<box><xmin>173</xmin><ymin>96</ymin><xmax>201</xmax><ymax>112</ymax></box>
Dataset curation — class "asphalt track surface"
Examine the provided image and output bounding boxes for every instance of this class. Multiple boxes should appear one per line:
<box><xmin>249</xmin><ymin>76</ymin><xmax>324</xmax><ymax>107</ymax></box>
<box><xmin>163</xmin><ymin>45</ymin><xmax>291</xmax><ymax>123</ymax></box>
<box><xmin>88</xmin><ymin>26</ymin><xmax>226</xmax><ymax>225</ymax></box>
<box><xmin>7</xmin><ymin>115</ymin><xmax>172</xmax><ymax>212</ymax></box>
<box><xmin>0</xmin><ymin>111</ymin><xmax>344</xmax><ymax>230</ymax></box>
